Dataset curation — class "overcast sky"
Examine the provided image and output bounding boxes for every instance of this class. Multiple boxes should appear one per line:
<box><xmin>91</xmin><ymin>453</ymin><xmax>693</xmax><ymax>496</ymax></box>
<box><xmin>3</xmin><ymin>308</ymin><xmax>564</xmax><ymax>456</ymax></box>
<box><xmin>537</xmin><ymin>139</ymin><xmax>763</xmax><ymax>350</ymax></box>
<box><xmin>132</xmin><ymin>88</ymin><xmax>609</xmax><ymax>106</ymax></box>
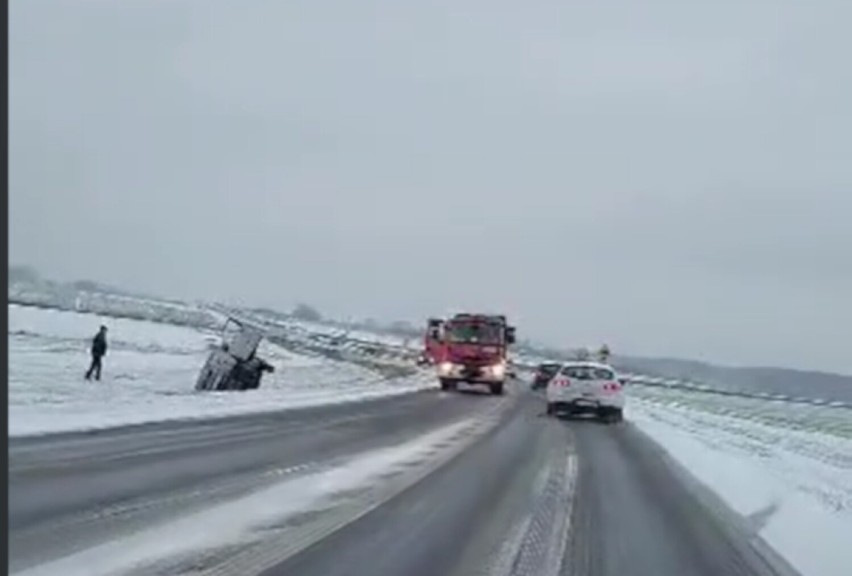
<box><xmin>9</xmin><ymin>0</ymin><xmax>852</xmax><ymax>373</ymax></box>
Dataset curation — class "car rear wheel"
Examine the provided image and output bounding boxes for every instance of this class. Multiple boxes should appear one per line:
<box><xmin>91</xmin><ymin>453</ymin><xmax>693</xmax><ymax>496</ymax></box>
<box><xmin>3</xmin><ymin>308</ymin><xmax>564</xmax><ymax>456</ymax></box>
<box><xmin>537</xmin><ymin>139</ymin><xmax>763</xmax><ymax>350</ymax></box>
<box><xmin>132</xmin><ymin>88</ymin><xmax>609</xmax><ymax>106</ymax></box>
<box><xmin>600</xmin><ymin>408</ymin><xmax>623</xmax><ymax>424</ymax></box>
<box><xmin>440</xmin><ymin>378</ymin><xmax>456</xmax><ymax>391</ymax></box>
<box><xmin>490</xmin><ymin>382</ymin><xmax>504</xmax><ymax>396</ymax></box>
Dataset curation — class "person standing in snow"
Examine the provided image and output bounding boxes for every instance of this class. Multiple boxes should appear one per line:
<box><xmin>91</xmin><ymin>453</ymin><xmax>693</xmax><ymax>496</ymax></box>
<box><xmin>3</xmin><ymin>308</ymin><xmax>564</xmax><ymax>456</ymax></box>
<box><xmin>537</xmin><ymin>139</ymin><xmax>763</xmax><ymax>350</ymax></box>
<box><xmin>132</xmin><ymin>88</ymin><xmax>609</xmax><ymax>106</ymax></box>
<box><xmin>85</xmin><ymin>325</ymin><xmax>108</xmax><ymax>381</ymax></box>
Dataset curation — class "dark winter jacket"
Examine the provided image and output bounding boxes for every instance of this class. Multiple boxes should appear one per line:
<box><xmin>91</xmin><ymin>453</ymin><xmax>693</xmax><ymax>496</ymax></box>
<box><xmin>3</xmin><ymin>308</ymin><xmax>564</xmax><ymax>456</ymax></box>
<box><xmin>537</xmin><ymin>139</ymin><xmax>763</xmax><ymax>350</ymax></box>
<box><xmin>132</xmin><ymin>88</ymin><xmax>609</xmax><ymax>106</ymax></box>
<box><xmin>91</xmin><ymin>332</ymin><xmax>108</xmax><ymax>357</ymax></box>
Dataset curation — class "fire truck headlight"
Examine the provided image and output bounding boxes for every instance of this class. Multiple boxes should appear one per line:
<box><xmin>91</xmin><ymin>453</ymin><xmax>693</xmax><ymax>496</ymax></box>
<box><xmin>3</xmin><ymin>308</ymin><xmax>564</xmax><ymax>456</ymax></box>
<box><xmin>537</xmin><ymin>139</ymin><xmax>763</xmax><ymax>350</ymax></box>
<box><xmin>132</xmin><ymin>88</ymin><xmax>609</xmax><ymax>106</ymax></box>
<box><xmin>438</xmin><ymin>362</ymin><xmax>453</xmax><ymax>375</ymax></box>
<box><xmin>491</xmin><ymin>362</ymin><xmax>506</xmax><ymax>378</ymax></box>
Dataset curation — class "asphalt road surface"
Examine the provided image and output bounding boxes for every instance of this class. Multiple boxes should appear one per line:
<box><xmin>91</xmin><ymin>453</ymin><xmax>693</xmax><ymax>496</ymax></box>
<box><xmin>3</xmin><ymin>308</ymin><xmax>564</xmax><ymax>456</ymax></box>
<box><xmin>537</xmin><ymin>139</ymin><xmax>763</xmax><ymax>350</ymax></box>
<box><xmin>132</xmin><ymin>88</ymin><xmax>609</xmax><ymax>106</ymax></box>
<box><xmin>8</xmin><ymin>384</ymin><xmax>801</xmax><ymax>576</ymax></box>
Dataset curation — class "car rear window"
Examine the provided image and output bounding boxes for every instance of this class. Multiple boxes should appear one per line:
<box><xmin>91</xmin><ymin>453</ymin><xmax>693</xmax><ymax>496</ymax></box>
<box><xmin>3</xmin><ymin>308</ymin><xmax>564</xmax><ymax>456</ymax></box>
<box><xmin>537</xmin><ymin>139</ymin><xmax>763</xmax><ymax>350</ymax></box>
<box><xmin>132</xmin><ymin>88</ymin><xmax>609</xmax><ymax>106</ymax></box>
<box><xmin>538</xmin><ymin>364</ymin><xmax>560</xmax><ymax>376</ymax></box>
<box><xmin>560</xmin><ymin>366</ymin><xmax>615</xmax><ymax>380</ymax></box>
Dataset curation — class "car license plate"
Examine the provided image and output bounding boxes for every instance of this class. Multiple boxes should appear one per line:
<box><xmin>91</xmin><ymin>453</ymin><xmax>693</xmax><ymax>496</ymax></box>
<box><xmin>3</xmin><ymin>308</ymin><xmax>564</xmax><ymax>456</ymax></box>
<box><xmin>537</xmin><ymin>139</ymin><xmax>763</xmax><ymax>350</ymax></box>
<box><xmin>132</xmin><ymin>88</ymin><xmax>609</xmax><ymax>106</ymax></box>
<box><xmin>575</xmin><ymin>399</ymin><xmax>596</xmax><ymax>407</ymax></box>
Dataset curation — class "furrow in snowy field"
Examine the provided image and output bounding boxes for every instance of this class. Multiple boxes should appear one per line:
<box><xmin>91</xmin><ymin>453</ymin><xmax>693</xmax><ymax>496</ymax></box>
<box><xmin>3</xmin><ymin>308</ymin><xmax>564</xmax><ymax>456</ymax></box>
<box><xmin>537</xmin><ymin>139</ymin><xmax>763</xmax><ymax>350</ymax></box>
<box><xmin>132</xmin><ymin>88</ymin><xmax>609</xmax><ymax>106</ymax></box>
<box><xmin>631</xmin><ymin>385</ymin><xmax>852</xmax><ymax>438</ymax></box>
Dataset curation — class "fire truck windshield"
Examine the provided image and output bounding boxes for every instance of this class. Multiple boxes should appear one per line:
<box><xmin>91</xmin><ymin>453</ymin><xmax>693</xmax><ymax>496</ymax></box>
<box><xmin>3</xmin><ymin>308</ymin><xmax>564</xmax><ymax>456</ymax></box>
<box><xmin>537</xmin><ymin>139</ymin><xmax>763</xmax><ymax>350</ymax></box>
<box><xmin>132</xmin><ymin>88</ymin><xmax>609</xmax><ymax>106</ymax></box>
<box><xmin>445</xmin><ymin>322</ymin><xmax>503</xmax><ymax>344</ymax></box>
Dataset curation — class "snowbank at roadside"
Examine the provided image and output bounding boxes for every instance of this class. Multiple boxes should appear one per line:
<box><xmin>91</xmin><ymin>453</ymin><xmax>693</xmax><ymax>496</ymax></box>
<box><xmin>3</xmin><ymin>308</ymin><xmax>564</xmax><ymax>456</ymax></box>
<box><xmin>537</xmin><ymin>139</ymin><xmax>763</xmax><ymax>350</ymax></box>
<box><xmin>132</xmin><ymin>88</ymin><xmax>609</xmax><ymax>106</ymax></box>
<box><xmin>630</xmin><ymin>397</ymin><xmax>852</xmax><ymax>576</ymax></box>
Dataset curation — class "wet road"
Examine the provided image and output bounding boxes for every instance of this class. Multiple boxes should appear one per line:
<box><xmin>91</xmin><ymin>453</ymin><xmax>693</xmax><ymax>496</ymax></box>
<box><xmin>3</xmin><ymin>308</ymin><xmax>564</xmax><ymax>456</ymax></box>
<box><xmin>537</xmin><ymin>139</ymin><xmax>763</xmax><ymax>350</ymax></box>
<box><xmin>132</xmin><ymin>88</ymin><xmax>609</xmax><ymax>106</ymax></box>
<box><xmin>8</xmin><ymin>386</ymin><xmax>800</xmax><ymax>576</ymax></box>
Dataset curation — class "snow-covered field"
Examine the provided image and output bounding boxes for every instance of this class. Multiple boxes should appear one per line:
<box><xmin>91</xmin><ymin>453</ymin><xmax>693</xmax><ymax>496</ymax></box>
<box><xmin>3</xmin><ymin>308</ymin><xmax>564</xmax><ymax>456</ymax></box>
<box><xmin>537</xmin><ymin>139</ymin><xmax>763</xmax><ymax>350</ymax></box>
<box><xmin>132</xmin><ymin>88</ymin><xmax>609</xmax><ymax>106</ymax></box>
<box><xmin>8</xmin><ymin>281</ymin><xmax>225</xmax><ymax>330</ymax></box>
<box><xmin>8</xmin><ymin>305</ymin><xmax>435</xmax><ymax>437</ymax></box>
<box><xmin>631</xmin><ymin>394</ymin><xmax>852</xmax><ymax>576</ymax></box>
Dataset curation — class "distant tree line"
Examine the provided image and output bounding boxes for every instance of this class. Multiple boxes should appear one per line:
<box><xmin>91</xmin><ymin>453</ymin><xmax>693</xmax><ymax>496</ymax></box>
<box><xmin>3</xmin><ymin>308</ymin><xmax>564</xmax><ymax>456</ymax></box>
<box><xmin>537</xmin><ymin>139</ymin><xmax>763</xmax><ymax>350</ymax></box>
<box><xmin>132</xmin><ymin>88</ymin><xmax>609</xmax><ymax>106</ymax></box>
<box><xmin>8</xmin><ymin>264</ymin><xmax>42</xmax><ymax>285</ymax></box>
<box><xmin>291</xmin><ymin>303</ymin><xmax>323</xmax><ymax>322</ymax></box>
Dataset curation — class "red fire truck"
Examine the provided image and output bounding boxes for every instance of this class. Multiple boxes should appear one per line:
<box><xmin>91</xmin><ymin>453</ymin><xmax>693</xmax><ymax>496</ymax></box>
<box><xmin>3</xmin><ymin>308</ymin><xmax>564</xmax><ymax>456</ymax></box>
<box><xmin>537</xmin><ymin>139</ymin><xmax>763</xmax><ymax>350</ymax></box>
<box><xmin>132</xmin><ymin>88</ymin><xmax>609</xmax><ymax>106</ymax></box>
<box><xmin>422</xmin><ymin>313</ymin><xmax>516</xmax><ymax>395</ymax></box>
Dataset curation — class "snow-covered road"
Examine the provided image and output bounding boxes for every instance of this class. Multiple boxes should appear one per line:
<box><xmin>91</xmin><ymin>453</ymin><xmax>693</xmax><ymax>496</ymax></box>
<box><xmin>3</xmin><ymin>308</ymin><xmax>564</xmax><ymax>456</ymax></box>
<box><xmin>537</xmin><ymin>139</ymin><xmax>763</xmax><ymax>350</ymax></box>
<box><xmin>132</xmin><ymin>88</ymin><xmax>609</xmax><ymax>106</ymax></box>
<box><xmin>12</xmin><ymin>418</ymin><xmax>491</xmax><ymax>576</ymax></box>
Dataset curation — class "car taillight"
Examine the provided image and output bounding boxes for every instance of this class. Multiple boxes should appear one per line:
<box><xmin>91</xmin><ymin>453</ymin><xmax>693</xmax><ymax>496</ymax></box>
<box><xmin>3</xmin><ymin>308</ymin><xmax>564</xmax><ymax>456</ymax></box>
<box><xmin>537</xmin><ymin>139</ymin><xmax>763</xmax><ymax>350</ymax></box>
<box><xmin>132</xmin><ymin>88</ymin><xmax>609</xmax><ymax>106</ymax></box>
<box><xmin>553</xmin><ymin>378</ymin><xmax>570</xmax><ymax>387</ymax></box>
<box><xmin>604</xmin><ymin>382</ymin><xmax>621</xmax><ymax>392</ymax></box>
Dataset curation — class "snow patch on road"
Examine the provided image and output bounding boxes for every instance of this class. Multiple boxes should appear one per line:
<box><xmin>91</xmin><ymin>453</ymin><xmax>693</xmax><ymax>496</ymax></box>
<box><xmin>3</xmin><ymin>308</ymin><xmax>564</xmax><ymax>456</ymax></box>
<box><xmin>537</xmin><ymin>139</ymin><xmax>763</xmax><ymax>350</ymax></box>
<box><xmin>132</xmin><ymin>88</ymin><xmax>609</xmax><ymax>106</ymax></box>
<box><xmin>8</xmin><ymin>305</ymin><xmax>434</xmax><ymax>437</ymax></box>
<box><xmin>12</xmin><ymin>419</ymin><xmax>477</xmax><ymax>576</ymax></box>
<box><xmin>630</xmin><ymin>398</ymin><xmax>852</xmax><ymax>576</ymax></box>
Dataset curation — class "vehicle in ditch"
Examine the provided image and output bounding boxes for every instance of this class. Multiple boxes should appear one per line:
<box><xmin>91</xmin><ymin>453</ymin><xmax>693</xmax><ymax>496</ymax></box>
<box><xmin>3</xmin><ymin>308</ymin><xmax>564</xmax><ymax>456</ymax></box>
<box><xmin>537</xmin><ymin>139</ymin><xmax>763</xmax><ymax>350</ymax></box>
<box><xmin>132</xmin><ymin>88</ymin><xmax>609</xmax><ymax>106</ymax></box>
<box><xmin>195</xmin><ymin>318</ymin><xmax>275</xmax><ymax>391</ymax></box>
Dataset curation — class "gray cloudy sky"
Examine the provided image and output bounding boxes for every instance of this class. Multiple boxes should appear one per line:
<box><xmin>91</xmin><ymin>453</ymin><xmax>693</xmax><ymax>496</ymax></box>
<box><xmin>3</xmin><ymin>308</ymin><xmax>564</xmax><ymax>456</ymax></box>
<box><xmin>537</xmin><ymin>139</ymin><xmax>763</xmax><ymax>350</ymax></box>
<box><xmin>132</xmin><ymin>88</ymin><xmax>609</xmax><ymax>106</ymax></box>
<box><xmin>9</xmin><ymin>0</ymin><xmax>852</xmax><ymax>373</ymax></box>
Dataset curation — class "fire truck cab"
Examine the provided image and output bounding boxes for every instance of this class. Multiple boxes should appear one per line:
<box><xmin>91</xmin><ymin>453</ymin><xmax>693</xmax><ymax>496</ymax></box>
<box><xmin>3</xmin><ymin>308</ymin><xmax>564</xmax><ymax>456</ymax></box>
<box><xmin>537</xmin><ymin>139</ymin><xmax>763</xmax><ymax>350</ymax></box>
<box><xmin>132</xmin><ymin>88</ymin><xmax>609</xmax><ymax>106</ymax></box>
<box><xmin>424</xmin><ymin>313</ymin><xmax>516</xmax><ymax>395</ymax></box>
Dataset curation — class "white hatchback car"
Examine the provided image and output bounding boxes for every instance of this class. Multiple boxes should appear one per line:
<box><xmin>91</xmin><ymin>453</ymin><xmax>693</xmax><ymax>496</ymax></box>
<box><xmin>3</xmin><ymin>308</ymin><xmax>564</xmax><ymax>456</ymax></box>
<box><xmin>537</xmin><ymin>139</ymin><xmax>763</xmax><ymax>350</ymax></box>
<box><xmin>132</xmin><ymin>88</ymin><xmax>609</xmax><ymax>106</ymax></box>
<box><xmin>545</xmin><ymin>361</ymin><xmax>625</xmax><ymax>422</ymax></box>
